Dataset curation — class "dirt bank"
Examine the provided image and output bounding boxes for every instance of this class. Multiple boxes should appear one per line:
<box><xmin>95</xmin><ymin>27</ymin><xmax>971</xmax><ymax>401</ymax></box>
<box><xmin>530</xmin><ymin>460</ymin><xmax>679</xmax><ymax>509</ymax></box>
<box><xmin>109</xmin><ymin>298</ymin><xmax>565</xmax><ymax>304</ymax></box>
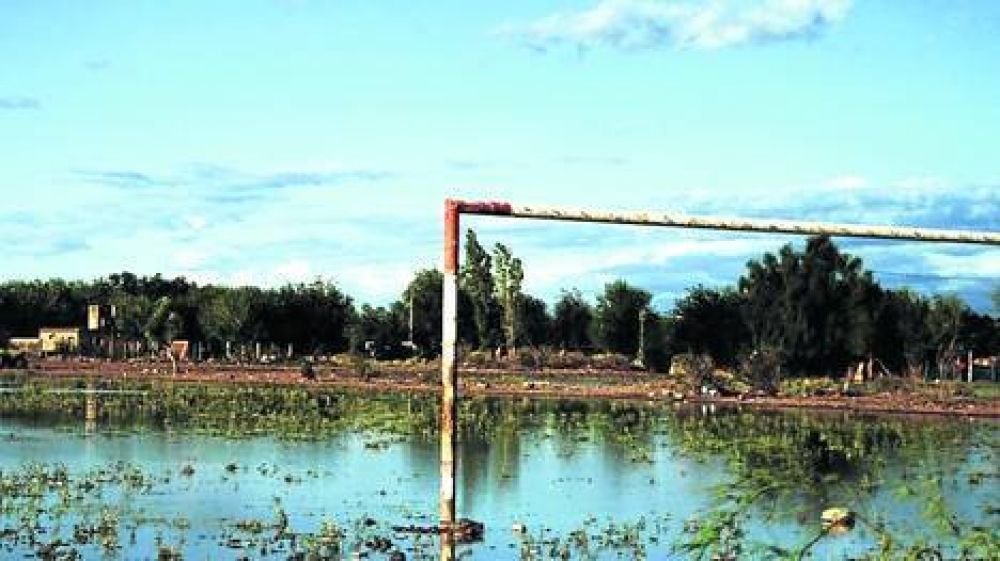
<box><xmin>16</xmin><ymin>359</ymin><xmax>1000</xmax><ymax>418</ymax></box>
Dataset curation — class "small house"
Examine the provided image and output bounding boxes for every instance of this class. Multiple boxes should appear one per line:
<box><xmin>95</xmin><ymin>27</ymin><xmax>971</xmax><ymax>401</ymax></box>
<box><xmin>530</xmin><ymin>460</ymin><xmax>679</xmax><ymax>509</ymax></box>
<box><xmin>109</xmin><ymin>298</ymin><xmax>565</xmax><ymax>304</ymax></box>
<box><xmin>39</xmin><ymin>327</ymin><xmax>82</xmax><ymax>353</ymax></box>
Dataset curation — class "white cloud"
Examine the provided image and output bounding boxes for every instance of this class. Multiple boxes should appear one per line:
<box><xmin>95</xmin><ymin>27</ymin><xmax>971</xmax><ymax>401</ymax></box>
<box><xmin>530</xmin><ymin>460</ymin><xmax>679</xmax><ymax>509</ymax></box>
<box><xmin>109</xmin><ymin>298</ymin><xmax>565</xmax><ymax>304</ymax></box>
<box><xmin>825</xmin><ymin>174</ymin><xmax>868</xmax><ymax>190</ymax></box>
<box><xmin>524</xmin><ymin>237</ymin><xmax>760</xmax><ymax>290</ymax></box>
<box><xmin>504</xmin><ymin>0</ymin><xmax>852</xmax><ymax>51</ymax></box>
<box><xmin>184</xmin><ymin>215</ymin><xmax>208</xmax><ymax>231</ymax></box>
<box><xmin>229</xmin><ymin>270</ymin><xmax>255</xmax><ymax>287</ymax></box>
<box><xmin>337</xmin><ymin>264</ymin><xmax>415</xmax><ymax>304</ymax></box>
<box><xmin>890</xmin><ymin>176</ymin><xmax>947</xmax><ymax>192</ymax></box>
<box><xmin>273</xmin><ymin>259</ymin><xmax>312</xmax><ymax>284</ymax></box>
<box><xmin>923</xmin><ymin>251</ymin><xmax>1000</xmax><ymax>279</ymax></box>
<box><xmin>172</xmin><ymin>248</ymin><xmax>210</xmax><ymax>269</ymax></box>
<box><xmin>177</xmin><ymin>269</ymin><xmax>224</xmax><ymax>286</ymax></box>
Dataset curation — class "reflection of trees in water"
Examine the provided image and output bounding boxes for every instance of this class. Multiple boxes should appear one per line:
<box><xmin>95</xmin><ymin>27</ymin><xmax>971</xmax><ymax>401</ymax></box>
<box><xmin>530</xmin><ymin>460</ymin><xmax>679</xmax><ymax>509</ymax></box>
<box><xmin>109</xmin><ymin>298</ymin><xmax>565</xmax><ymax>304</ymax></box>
<box><xmin>3</xmin><ymin>382</ymin><xmax>988</xmax><ymax>516</ymax></box>
<box><xmin>457</xmin><ymin>399</ymin><xmax>522</xmax><ymax>513</ymax></box>
<box><xmin>665</xmin><ymin>410</ymin><xmax>972</xmax><ymax>506</ymax></box>
<box><xmin>450</xmin><ymin>399</ymin><xmax>996</xmax><ymax>557</ymax></box>
<box><xmin>460</xmin><ymin>398</ymin><xmax>661</xmax><ymax>463</ymax></box>
<box><xmin>454</xmin><ymin>398</ymin><xmax>991</xmax><ymax>552</ymax></box>
<box><xmin>663</xmin><ymin>409</ymin><xmax>996</xmax><ymax>558</ymax></box>
<box><xmin>451</xmin><ymin>398</ymin><xmax>665</xmax><ymax>503</ymax></box>
<box><xmin>453</xmin><ymin>398</ymin><xmax>978</xmax><ymax>513</ymax></box>
<box><xmin>2</xmin><ymin>381</ymin><xmax>981</xmax><ymax>503</ymax></box>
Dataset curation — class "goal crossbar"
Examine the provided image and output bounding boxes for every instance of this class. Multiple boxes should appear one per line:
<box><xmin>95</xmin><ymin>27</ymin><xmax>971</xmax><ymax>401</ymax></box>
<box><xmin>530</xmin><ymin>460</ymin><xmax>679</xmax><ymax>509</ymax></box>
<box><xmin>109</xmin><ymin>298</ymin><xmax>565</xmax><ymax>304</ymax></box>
<box><xmin>449</xmin><ymin>200</ymin><xmax>1000</xmax><ymax>245</ymax></box>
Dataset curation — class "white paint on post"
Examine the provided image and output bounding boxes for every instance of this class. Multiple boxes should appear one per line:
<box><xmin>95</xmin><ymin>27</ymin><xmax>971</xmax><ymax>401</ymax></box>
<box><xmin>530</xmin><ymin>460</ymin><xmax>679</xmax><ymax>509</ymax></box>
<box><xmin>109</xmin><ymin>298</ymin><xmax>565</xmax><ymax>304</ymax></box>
<box><xmin>440</xmin><ymin>200</ymin><xmax>460</xmax><ymax>560</ymax></box>
<box><xmin>503</xmin><ymin>205</ymin><xmax>1000</xmax><ymax>245</ymax></box>
<box><xmin>440</xmin><ymin>270</ymin><xmax>458</xmax><ymax>527</ymax></box>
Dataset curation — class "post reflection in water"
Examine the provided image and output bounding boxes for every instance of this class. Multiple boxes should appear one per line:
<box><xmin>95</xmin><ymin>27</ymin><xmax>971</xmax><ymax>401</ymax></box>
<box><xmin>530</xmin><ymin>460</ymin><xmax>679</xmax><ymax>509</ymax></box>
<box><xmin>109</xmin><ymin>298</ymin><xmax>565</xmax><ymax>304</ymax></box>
<box><xmin>458</xmin><ymin>422</ymin><xmax>521</xmax><ymax>516</ymax></box>
<box><xmin>439</xmin><ymin>531</ymin><xmax>455</xmax><ymax>561</ymax></box>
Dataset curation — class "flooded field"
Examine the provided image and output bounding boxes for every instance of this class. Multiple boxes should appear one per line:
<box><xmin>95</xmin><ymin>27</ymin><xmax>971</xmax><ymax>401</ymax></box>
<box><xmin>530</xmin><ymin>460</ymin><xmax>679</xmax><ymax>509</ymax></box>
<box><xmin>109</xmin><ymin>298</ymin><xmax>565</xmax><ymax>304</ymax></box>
<box><xmin>1</xmin><ymin>379</ymin><xmax>997</xmax><ymax>560</ymax></box>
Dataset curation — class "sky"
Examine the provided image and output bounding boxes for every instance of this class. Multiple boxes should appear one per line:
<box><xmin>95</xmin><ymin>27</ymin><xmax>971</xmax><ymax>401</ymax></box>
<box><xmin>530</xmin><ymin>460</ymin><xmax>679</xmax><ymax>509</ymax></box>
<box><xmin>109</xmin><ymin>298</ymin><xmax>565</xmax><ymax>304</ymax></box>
<box><xmin>1</xmin><ymin>0</ymin><xmax>997</xmax><ymax>311</ymax></box>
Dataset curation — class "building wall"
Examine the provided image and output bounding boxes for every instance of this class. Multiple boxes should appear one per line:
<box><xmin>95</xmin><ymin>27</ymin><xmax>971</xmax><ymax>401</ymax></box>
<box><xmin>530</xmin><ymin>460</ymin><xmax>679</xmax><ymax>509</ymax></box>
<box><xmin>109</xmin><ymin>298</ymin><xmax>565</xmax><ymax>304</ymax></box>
<box><xmin>39</xmin><ymin>328</ymin><xmax>81</xmax><ymax>353</ymax></box>
<box><xmin>9</xmin><ymin>337</ymin><xmax>41</xmax><ymax>352</ymax></box>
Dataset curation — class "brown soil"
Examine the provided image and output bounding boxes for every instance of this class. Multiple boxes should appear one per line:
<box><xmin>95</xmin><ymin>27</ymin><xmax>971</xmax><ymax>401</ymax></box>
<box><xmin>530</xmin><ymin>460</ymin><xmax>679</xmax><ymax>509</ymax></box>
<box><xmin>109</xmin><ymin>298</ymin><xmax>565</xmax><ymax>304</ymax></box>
<box><xmin>20</xmin><ymin>358</ymin><xmax>1000</xmax><ymax>418</ymax></box>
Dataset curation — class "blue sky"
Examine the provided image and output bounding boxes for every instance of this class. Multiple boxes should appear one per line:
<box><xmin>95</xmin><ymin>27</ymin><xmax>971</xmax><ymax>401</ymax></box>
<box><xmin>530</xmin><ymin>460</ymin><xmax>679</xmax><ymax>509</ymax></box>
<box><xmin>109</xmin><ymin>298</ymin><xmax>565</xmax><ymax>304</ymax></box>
<box><xmin>1</xmin><ymin>0</ymin><xmax>997</xmax><ymax>311</ymax></box>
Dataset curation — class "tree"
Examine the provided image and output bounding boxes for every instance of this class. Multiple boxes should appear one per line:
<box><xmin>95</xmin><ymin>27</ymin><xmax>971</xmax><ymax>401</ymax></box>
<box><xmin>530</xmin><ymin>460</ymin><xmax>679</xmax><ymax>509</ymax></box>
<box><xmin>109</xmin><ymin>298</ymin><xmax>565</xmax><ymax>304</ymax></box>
<box><xmin>927</xmin><ymin>295</ymin><xmax>967</xmax><ymax>379</ymax></box>
<box><xmin>348</xmin><ymin>304</ymin><xmax>407</xmax><ymax>359</ymax></box>
<box><xmin>738</xmin><ymin>236</ymin><xmax>880</xmax><ymax>377</ymax></box>
<box><xmin>263</xmin><ymin>280</ymin><xmax>353</xmax><ymax>356</ymax></box>
<box><xmin>492</xmin><ymin>243</ymin><xmax>524</xmax><ymax>354</ymax></box>
<box><xmin>461</xmin><ymin>229</ymin><xmax>496</xmax><ymax>350</ymax></box>
<box><xmin>669</xmin><ymin>286</ymin><xmax>748</xmax><ymax>368</ymax></box>
<box><xmin>874</xmin><ymin>288</ymin><xmax>931</xmax><ymax>376</ymax></box>
<box><xmin>959</xmin><ymin>309</ymin><xmax>999</xmax><ymax>359</ymax></box>
<box><xmin>641</xmin><ymin>311</ymin><xmax>672</xmax><ymax>373</ymax></box>
<box><xmin>109</xmin><ymin>292</ymin><xmax>154</xmax><ymax>357</ymax></box>
<box><xmin>593</xmin><ymin>280</ymin><xmax>652</xmax><ymax>356</ymax></box>
<box><xmin>552</xmin><ymin>289</ymin><xmax>593</xmax><ymax>350</ymax></box>
<box><xmin>517</xmin><ymin>294</ymin><xmax>551</xmax><ymax>347</ymax></box>
<box><xmin>197</xmin><ymin>287</ymin><xmax>261</xmax><ymax>359</ymax></box>
<box><xmin>401</xmin><ymin>269</ymin><xmax>443</xmax><ymax>357</ymax></box>
<box><xmin>144</xmin><ymin>296</ymin><xmax>183</xmax><ymax>374</ymax></box>
<box><xmin>740</xmin><ymin>248</ymin><xmax>791</xmax><ymax>358</ymax></box>
<box><xmin>0</xmin><ymin>279</ymin><xmax>87</xmax><ymax>337</ymax></box>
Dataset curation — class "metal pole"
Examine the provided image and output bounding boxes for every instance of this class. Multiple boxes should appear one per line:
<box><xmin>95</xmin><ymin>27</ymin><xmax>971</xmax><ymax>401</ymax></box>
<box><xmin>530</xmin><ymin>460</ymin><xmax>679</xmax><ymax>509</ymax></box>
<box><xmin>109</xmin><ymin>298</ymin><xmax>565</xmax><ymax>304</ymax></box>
<box><xmin>440</xmin><ymin>199</ymin><xmax>460</xmax><ymax>560</ymax></box>
<box><xmin>636</xmin><ymin>307</ymin><xmax>647</xmax><ymax>368</ymax></box>
<box><xmin>409</xmin><ymin>293</ymin><xmax>415</xmax><ymax>344</ymax></box>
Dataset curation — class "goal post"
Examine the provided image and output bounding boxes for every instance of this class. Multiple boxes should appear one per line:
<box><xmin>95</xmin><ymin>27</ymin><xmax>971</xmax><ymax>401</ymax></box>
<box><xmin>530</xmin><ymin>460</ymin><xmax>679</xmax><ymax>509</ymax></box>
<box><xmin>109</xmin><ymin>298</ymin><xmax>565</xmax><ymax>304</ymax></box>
<box><xmin>437</xmin><ymin>198</ymin><xmax>999</xmax><ymax>557</ymax></box>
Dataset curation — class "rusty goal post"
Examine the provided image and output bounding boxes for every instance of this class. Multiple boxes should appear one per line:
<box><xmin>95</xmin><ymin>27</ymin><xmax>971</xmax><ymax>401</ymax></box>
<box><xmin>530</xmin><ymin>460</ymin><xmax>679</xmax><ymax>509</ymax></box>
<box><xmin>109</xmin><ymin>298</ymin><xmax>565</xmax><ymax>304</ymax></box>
<box><xmin>437</xmin><ymin>198</ymin><xmax>999</xmax><ymax>555</ymax></box>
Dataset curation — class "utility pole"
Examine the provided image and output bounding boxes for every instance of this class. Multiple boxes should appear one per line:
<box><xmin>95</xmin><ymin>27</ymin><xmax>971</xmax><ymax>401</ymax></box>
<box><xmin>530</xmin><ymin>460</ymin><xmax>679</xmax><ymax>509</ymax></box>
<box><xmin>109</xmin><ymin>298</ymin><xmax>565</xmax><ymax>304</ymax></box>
<box><xmin>635</xmin><ymin>307</ymin><xmax>648</xmax><ymax>369</ymax></box>
<box><xmin>110</xmin><ymin>305</ymin><xmax>117</xmax><ymax>360</ymax></box>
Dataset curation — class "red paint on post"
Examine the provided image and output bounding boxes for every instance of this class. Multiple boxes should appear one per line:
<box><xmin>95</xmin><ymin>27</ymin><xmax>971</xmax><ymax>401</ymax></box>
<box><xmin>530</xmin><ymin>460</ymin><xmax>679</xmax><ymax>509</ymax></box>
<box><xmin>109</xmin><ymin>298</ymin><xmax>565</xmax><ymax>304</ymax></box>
<box><xmin>444</xmin><ymin>199</ymin><xmax>460</xmax><ymax>274</ymax></box>
<box><xmin>445</xmin><ymin>199</ymin><xmax>512</xmax><ymax>273</ymax></box>
<box><xmin>456</xmin><ymin>200</ymin><xmax>513</xmax><ymax>215</ymax></box>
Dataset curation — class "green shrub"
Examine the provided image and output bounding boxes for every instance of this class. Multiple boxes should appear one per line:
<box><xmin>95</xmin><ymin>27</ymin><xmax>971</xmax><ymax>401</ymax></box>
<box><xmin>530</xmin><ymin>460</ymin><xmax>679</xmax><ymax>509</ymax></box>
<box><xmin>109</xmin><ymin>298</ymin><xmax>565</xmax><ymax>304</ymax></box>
<box><xmin>670</xmin><ymin>353</ymin><xmax>716</xmax><ymax>391</ymax></box>
<box><xmin>780</xmin><ymin>377</ymin><xmax>839</xmax><ymax>397</ymax></box>
<box><xmin>738</xmin><ymin>348</ymin><xmax>783</xmax><ymax>395</ymax></box>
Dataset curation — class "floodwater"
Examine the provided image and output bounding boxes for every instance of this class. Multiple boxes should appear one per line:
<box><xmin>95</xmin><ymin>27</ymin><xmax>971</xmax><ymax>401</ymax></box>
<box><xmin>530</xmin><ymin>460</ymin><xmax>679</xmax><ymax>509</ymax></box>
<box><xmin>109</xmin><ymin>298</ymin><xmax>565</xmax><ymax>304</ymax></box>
<box><xmin>1</xmin><ymin>394</ymin><xmax>997</xmax><ymax>560</ymax></box>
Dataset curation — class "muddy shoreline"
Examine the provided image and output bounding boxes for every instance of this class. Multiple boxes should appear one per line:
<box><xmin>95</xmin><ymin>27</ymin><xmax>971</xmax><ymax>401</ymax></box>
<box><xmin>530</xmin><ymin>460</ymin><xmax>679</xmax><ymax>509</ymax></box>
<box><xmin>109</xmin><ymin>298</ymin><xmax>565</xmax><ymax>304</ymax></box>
<box><xmin>10</xmin><ymin>359</ymin><xmax>1000</xmax><ymax>418</ymax></box>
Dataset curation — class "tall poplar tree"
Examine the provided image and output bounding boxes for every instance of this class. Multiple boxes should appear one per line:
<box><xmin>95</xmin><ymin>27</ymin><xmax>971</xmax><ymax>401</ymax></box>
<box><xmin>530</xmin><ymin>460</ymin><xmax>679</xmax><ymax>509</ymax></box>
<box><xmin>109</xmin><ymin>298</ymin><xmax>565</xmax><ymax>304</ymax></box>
<box><xmin>461</xmin><ymin>229</ymin><xmax>495</xmax><ymax>350</ymax></box>
<box><xmin>493</xmin><ymin>243</ymin><xmax>523</xmax><ymax>354</ymax></box>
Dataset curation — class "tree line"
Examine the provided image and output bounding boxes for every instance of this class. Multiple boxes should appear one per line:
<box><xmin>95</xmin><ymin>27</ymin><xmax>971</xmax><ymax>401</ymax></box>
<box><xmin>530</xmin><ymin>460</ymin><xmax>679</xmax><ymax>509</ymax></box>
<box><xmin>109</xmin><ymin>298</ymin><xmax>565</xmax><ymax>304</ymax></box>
<box><xmin>0</xmin><ymin>233</ymin><xmax>996</xmax><ymax>378</ymax></box>
<box><xmin>0</xmin><ymin>273</ymin><xmax>352</xmax><ymax>359</ymax></box>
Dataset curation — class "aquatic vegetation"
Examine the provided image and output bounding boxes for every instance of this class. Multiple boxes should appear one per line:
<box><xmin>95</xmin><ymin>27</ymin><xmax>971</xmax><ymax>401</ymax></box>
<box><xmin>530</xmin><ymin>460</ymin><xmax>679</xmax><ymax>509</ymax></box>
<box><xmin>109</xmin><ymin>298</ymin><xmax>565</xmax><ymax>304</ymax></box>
<box><xmin>0</xmin><ymin>460</ymin><xmax>445</xmax><ymax>560</ymax></box>
<box><xmin>0</xmin><ymin>462</ymin><xmax>152</xmax><ymax>559</ymax></box>
<box><xmin>0</xmin><ymin>378</ymin><xmax>442</xmax><ymax>440</ymax></box>
<box><xmin>515</xmin><ymin>515</ymin><xmax>670</xmax><ymax>561</ymax></box>
<box><xmin>667</xmin><ymin>409</ymin><xmax>999</xmax><ymax>559</ymax></box>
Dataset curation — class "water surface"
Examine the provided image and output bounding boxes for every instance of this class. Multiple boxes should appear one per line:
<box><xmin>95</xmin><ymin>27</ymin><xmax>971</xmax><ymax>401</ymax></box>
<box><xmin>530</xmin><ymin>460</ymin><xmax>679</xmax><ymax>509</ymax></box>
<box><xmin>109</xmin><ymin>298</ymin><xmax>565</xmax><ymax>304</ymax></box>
<box><xmin>1</xmin><ymin>390</ymin><xmax>997</xmax><ymax>559</ymax></box>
